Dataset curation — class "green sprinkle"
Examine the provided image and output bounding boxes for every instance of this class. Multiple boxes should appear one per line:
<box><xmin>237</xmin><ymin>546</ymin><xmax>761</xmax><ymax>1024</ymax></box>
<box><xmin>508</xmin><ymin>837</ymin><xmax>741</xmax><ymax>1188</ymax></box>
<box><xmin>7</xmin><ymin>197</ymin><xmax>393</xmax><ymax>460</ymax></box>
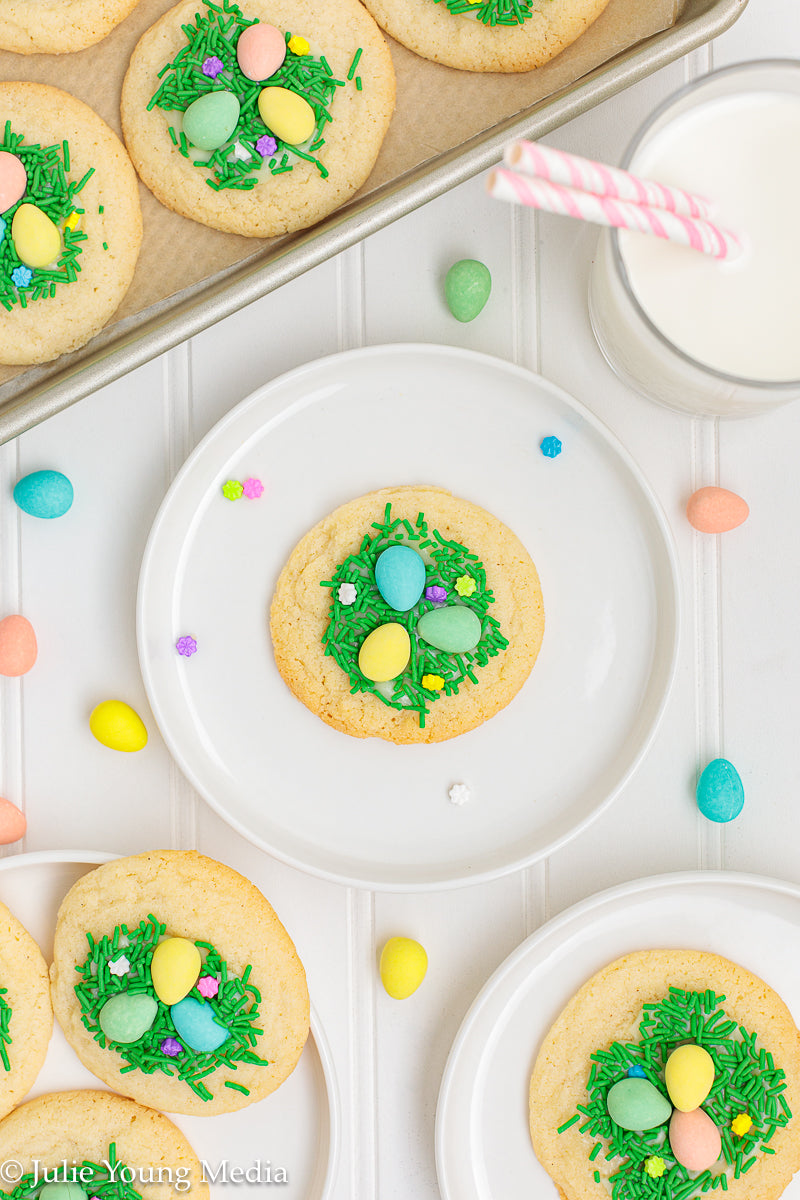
<box><xmin>224</xmin><ymin>1080</ymin><xmax>251</xmax><ymax>1094</ymax></box>
<box><xmin>347</xmin><ymin>46</ymin><xmax>363</xmax><ymax>80</ymax></box>
<box><xmin>557</xmin><ymin>1114</ymin><xmax>581</xmax><ymax>1133</ymax></box>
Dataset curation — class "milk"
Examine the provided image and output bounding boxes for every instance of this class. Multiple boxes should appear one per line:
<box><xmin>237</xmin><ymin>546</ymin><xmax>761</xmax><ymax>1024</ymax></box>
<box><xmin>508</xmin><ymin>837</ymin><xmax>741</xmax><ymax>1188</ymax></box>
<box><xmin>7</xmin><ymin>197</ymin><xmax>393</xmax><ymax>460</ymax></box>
<box><xmin>588</xmin><ymin>63</ymin><xmax>800</xmax><ymax>416</ymax></box>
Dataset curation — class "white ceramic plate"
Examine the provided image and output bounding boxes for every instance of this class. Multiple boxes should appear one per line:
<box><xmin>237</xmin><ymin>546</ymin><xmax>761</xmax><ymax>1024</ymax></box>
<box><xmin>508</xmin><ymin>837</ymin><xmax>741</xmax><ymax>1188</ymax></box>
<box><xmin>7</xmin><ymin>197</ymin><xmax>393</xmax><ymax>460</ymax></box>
<box><xmin>435</xmin><ymin>871</ymin><xmax>800</xmax><ymax>1200</ymax></box>
<box><xmin>137</xmin><ymin>344</ymin><xmax>679</xmax><ymax>890</ymax></box>
<box><xmin>0</xmin><ymin>851</ymin><xmax>339</xmax><ymax>1200</ymax></box>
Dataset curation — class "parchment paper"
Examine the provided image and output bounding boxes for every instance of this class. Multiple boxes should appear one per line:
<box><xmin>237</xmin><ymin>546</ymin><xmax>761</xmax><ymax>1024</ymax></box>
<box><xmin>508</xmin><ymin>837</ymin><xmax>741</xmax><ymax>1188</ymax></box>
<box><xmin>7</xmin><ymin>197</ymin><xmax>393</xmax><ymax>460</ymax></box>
<box><xmin>0</xmin><ymin>0</ymin><xmax>680</xmax><ymax>388</ymax></box>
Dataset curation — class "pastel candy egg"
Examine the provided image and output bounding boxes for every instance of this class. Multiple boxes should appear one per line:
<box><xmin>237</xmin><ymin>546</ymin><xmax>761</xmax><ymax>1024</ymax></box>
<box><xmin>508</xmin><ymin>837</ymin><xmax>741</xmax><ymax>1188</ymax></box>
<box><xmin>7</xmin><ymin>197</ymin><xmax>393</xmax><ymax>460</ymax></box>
<box><xmin>0</xmin><ymin>615</ymin><xmax>37</xmax><ymax>676</ymax></box>
<box><xmin>417</xmin><ymin>605</ymin><xmax>482</xmax><ymax>654</ymax></box>
<box><xmin>99</xmin><ymin>992</ymin><xmax>158</xmax><ymax>1043</ymax></box>
<box><xmin>183</xmin><ymin>91</ymin><xmax>241</xmax><ymax>151</ymax></box>
<box><xmin>687</xmin><ymin>486</ymin><xmax>749</xmax><ymax>533</ymax></box>
<box><xmin>380</xmin><ymin>936</ymin><xmax>428</xmax><ymax>999</ymax></box>
<box><xmin>171</xmin><ymin>996</ymin><xmax>229</xmax><ymax>1052</ymax></box>
<box><xmin>150</xmin><ymin>937</ymin><xmax>202</xmax><ymax>1004</ymax></box>
<box><xmin>358</xmin><ymin>622</ymin><xmax>410</xmax><ymax>682</ymax></box>
<box><xmin>90</xmin><ymin>700</ymin><xmax>148</xmax><ymax>752</ymax></box>
<box><xmin>13</xmin><ymin>469</ymin><xmax>73</xmax><ymax>519</ymax></box>
<box><xmin>11</xmin><ymin>203</ymin><xmax>61</xmax><ymax>268</ymax></box>
<box><xmin>258</xmin><ymin>87</ymin><xmax>315</xmax><ymax>145</ymax></box>
<box><xmin>606</xmin><ymin>1077</ymin><xmax>671</xmax><ymax>1131</ymax></box>
<box><xmin>669</xmin><ymin>1107</ymin><xmax>722</xmax><ymax>1171</ymax></box>
<box><xmin>39</xmin><ymin>1186</ymin><xmax>88</xmax><ymax>1200</ymax></box>
<box><xmin>445</xmin><ymin>259</ymin><xmax>492</xmax><ymax>322</ymax></box>
<box><xmin>665</xmin><ymin>1044</ymin><xmax>715</xmax><ymax>1111</ymax></box>
<box><xmin>375</xmin><ymin>545</ymin><xmax>426</xmax><ymax>611</ymax></box>
<box><xmin>0</xmin><ymin>151</ymin><xmax>27</xmax><ymax>213</ymax></box>
<box><xmin>0</xmin><ymin>796</ymin><xmax>26</xmax><ymax>845</ymax></box>
<box><xmin>696</xmin><ymin>757</ymin><xmax>744</xmax><ymax>823</ymax></box>
<box><xmin>236</xmin><ymin>22</ymin><xmax>286</xmax><ymax>80</ymax></box>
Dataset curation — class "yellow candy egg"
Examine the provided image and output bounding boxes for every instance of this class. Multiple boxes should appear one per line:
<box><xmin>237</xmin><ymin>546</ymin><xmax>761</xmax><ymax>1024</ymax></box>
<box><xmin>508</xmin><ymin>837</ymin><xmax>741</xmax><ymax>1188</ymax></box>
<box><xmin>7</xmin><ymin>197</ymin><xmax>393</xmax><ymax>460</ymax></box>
<box><xmin>11</xmin><ymin>203</ymin><xmax>61</xmax><ymax>268</ymax></box>
<box><xmin>257</xmin><ymin>87</ymin><xmax>316</xmax><ymax>146</ymax></box>
<box><xmin>150</xmin><ymin>937</ymin><xmax>202</xmax><ymax>1004</ymax></box>
<box><xmin>665</xmin><ymin>1044</ymin><xmax>715</xmax><ymax>1111</ymax></box>
<box><xmin>380</xmin><ymin>937</ymin><xmax>428</xmax><ymax>999</ymax></box>
<box><xmin>358</xmin><ymin>623</ymin><xmax>410</xmax><ymax>683</ymax></box>
<box><xmin>89</xmin><ymin>700</ymin><xmax>148</xmax><ymax>753</ymax></box>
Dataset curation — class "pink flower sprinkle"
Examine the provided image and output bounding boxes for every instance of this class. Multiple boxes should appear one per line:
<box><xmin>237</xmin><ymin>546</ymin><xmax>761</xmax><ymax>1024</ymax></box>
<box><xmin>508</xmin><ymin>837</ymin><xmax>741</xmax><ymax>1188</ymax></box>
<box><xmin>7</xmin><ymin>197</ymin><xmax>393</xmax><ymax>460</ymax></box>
<box><xmin>176</xmin><ymin>635</ymin><xmax>198</xmax><ymax>657</ymax></box>
<box><xmin>256</xmin><ymin>135</ymin><xmax>278</xmax><ymax>157</ymax></box>
<box><xmin>242</xmin><ymin>477</ymin><xmax>264</xmax><ymax>499</ymax></box>
<box><xmin>196</xmin><ymin>975</ymin><xmax>219</xmax><ymax>998</ymax></box>
<box><xmin>202</xmin><ymin>55</ymin><xmax>224</xmax><ymax>78</ymax></box>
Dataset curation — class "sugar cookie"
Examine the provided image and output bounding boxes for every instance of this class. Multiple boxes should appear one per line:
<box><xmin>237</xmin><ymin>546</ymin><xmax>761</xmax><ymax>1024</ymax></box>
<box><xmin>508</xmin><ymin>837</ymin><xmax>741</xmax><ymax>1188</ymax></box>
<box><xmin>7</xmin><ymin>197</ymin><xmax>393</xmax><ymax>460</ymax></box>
<box><xmin>0</xmin><ymin>0</ymin><xmax>140</xmax><ymax>54</ymax></box>
<box><xmin>0</xmin><ymin>899</ymin><xmax>51</xmax><ymax>1121</ymax></box>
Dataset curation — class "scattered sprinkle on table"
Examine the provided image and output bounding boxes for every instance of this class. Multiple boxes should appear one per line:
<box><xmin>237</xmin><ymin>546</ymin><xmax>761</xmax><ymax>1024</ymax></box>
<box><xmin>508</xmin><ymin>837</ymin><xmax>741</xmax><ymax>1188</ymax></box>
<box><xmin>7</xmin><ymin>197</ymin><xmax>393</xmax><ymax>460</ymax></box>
<box><xmin>242</xmin><ymin>476</ymin><xmax>264</xmax><ymax>498</ymax></box>
<box><xmin>540</xmin><ymin>435</ymin><xmax>562</xmax><ymax>458</ymax></box>
<box><xmin>176</xmin><ymin>636</ymin><xmax>198</xmax><ymax>657</ymax></box>
<box><xmin>222</xmin><ymin>479</ymin><xmax>244</xmax><ymax>500</ymax></box>
<box><xmin>449</xmin><ymin>783</ymin><xmax>470</xmax><ymax>805</ymax></box>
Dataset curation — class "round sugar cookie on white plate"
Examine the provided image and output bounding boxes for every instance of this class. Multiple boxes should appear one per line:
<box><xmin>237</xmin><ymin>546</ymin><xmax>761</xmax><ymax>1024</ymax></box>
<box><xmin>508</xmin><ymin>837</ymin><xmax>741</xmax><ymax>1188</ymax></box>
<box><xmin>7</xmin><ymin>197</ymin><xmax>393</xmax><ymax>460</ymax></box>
<box><xmin>121</xmin><ymin>0</ymin><xmax>395</xmax><ymax>237</ymax></box>
<box><xmin>0</xmin><ymin>898</ymin><xmax>51</xmax><ymax>1121</ymax></box>
<box><xmin>0</xmin><ymin>0</ymin><xmax>141</xmax><ymax>53</ymax></box>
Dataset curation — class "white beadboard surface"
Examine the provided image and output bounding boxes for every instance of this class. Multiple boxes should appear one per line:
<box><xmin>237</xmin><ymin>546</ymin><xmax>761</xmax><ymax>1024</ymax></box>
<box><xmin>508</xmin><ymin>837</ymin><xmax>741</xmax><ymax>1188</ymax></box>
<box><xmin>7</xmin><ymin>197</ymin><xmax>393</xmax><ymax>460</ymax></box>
<box><xmin>1</xmin><ymin>2</ymin><xmax>799</xmax><ymax>1196</ymax></box>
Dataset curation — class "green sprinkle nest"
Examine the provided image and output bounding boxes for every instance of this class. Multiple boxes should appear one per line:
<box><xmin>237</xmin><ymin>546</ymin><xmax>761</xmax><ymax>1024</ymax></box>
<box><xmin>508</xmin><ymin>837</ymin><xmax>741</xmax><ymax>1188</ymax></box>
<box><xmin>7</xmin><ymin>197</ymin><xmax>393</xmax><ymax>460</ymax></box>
<box><xmin>434</xmin><ymin>0</ymin><xmax>533</xmax><ymax>27</ymax></box>
<box><xmin>320</xmin><ymin>503</ymin><xmax>509</xmax><ymax>728</ymax></box>
<box><xmin>0</xmin><ymin>124</ymin><xmax>92</xmax><ymax>312</ymax></box>
<box><xmin>8</xmin><ymin>1145</ymin><xmax>141</xmax><ymax>1200</ymax></box>
<box><xmin>149</xmin><ymin>0</ymin><xmax>363</xmax><ymax>190</ymax></box>
<box><xmin>0</xmin><ymin>988</ymin><xmax>11</xmax><ymax>1072</ymax></box>
<box><xmin>563</xmin><ymin>987</ymin><xmax>792</xmax><ymax>1198</ymax></box>
<box><xmin>74</xmin><ymin>915</ymin><xmax>267</xmax><ymax>1103</ymax></box>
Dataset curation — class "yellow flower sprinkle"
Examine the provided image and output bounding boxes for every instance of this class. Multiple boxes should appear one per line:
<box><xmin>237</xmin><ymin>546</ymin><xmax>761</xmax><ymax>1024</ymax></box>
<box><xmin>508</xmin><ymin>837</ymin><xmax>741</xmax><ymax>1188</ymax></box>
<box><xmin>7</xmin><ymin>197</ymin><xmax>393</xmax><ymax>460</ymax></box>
<box><xmin>421</xmin><ymin>674</ymin><xmax>445</xmax><ymax>691</ymax></box>
<box><xmin>643</xmin><ymin>1157</ymin><xmax>665</xmax><ymax>1179</ymax></box>
<box><xmin>731</xmin><ymin>1112</ymin><xmax>752</xmax><ymax>1136</ymax></box>
<box><xmin>288</xmin><ymin>35</ymin><xmax>309</xmax><ymax>55</ymax></box>
<box><xmin>64</xmin><ymin>211</ymin><xmax>81</xmax><ymax>232</ymax></box>
<box><xmin>455</xmin><ymin>574</ymin><xmax>476</xmax><ymax>597</ymax></box>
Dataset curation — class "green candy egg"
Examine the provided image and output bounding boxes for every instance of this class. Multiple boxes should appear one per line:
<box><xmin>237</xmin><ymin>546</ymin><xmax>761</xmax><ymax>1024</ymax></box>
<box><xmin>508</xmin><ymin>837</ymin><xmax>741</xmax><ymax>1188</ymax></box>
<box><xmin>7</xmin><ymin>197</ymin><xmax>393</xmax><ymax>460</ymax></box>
<box><xmin>417</xmin><ymin>605</ymin><xmax>482</xmax><ymax>654</ymax></box>
<box><xmin>183</xmin><ymin>91</ymin><xmax>240</xmax><ymax>151</ymax></box>
<box><xmin>39</xmin><ymin>1186</ymin><xmax>89</xmax><ymax>1200</ymax></box>
<box><xmin>98</xmin><ymin>992</ymin><xmax>158</xmax><ymax>1043</ymax></box>
<box><xmin>444</xmin><ymin>259</ymin><xmax>492</xmax><ymax>322</ymax></box>
<box><xmin>607</xmin><ymin>1077</ymin><xmax>672</xmax><ymax>1131</ymax></box>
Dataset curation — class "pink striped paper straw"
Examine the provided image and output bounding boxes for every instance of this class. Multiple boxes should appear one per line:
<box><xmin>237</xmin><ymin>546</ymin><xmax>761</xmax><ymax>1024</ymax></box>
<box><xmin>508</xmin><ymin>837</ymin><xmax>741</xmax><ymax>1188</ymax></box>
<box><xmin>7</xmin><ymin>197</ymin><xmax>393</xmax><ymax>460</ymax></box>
<box><xmin>487</xmin><ymin>167</ymin><xmax>741</xmax><ymax>261</ymax></box>
<box><xmin>504</xmin><ymin>139</ymin><xmax>715</xmax><ymax>222</ymax></box>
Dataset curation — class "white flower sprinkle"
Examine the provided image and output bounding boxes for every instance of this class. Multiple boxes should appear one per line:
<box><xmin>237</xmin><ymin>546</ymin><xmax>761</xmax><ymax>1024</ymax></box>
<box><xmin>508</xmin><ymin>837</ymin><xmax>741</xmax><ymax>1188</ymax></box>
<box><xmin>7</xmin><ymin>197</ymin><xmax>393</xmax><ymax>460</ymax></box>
<box><xmin>449</xmin><ymin>783</ymin><xmax>471</xmax><ymax>806</ymax></box>
<box><xmin>338</xmin><ymin>582</ymin><xmax>357</xmax><ymax>605</ymax></box>
<box><xmin>108</xmin><ymin>955</ymin><xmax>130</xmax><ymax>976</ymax></box>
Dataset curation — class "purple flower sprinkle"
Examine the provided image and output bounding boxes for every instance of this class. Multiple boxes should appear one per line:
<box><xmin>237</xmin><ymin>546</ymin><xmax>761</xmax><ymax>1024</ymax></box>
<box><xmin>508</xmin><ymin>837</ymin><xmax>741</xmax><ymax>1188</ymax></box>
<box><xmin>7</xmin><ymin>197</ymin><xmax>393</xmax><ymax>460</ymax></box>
<box><xmin>425</xmin><ymin>585</ymin><xmax>448</xmax><ymax>604</ymax></box>
<box><xmin>161</xmin><ymin>1037</ymin><xmax>183</xmax><ymax>1057</ymax></box>
<box><xmin>242</xmin><ymin>477</ymin><xmax>264</xmax><ymax>499</ymax></box>
<box><xmin>196</xmin><ymin>975</ymin><xmax>219</xmax><ymax>998</ymax></box>
<box><xmin>256</xmin><ymin>135</ymin><xmax>278</xmax><ymax>158</ymax></box>
<box><xmin>176</xmin><ymin>635</ymin><xmax>198</xmax><ymax>657</ymax></box>
<box><xmin>201</xmin><ymin>55</ymin><xmax>225</xmax><ymax>78</ymax></box>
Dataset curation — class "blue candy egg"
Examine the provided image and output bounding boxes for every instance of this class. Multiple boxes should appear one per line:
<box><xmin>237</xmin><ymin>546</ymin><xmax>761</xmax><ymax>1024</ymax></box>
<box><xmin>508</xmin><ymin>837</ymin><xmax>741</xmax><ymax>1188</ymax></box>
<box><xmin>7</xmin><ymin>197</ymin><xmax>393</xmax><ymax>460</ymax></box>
<box><xmin>13</xmin><ymin>469</ymin><xmax>73</xmax><ymax>519</ymax></box>
<box><xmin>374</xmin><ymin>545</ymin><xmax>426</xmax><ymax>611</ymax></box>
<box><xmin>170</xmin><ymin>996</ymin><xmax>229</xmax><ymax>1052</ymax></box>
<box><xmin>696</xmin><ymin>757</ymin><xmax>744</xmax><ymax>823</ymax></box>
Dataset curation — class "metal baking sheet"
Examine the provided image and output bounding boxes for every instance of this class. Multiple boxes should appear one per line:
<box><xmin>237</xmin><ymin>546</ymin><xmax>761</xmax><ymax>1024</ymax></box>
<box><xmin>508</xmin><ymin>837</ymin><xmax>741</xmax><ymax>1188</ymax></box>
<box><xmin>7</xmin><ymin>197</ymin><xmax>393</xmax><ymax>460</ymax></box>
<box><xmin>0</xmin><ymin>0</ymin><xmax>747</xmax><ymax>444</ymax></box>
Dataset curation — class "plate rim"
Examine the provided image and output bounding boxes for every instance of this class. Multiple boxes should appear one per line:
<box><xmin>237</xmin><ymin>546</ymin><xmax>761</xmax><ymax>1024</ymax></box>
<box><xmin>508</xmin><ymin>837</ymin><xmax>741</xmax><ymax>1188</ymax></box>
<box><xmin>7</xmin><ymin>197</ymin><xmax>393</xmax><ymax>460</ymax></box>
<box><xmin>434</xmin><ymin>868</ymin><xmax>800</xmax><ymax>1200</ymax></box>
<box><xmin>137</xmin><ymin>342</ymin><xmax>682</xmax><ymax>891</ymax></box>
<box><xmin>0</xmin><ymin>849</ymin><xmax>341</xmax><ymax>1200</ymax></box>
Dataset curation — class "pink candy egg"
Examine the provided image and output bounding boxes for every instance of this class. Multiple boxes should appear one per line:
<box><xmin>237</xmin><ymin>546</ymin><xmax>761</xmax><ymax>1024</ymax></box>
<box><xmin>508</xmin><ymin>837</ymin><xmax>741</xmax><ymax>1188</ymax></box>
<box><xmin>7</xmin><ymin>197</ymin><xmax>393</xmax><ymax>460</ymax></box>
<box><xmin>236</xmin><ymin>22</ymin><xmax>286</xmax><ymax>81</ymax></box>
<box><xmin>0</xmin><ymin>797</ymin><xmax>26</xmax><ymax>845</ymax></box>
<box><xmin>0</xmin><ymin>151</ymin><xmax>26</xmax><ymax>214</ymax></box>
<box><xmin>687</xmin><ymin>486</ymin><xmax>749</xmax><ymax>533</ymax></box>
<box><xmin>669</xmin><ymin>1108</ymin><xmax>722</xmax><ymax>1171</ymax></box>
<box><xmin>0</xmin><ymin>614</ymin><xmax>37</xmax><ymax>676</ymax></box>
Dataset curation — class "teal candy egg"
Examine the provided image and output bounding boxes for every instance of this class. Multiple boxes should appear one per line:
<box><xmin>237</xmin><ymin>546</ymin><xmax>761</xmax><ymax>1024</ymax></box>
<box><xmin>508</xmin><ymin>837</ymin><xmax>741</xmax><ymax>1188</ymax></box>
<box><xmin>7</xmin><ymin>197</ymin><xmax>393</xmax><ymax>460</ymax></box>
<box><xmin>39</xmin><ymin>1186</ymin><xmax>88</xmax><ymax>1200</ymax></box>
<box><xmin>98</xmin><ymin>993</ymin><xmax>158</xmax><ymax>1043</ymax></box>
<box><xmin>417</xmin><ymin>605</ymin><xmax>482</xmax><ymax>653</ymax></box>
<box><xmin>374</xmin><ymin>545</ymin><xmax>426</xmax><ymax>611</ymax></box>
<box><xmin>183</xmin><ymin>91</ymin><xmax>240</xmax><ymax>151</ymax></box>
<box><xmin>606</xmin><ymin>1077</ymin><xmax>672</xmax><ymax>1131</ymax></box>
<box><xmin>444</xmin><ymin>259</ymin><xmax>492</xmax><ymax>322</ymax></box>
<box><xmin>696</xmin><ymin>757</ymin><xmax>744</xmax><ymax>823</ymax></box>
<box><xmin>13</xmin><ymin>469</ymin><xmax>73</xmax><ymax>518</ymax></box>
<box><xmin>171</xmin><ymin>996</ymin><xmax>229</xmax><ymax>1052</ymax></box>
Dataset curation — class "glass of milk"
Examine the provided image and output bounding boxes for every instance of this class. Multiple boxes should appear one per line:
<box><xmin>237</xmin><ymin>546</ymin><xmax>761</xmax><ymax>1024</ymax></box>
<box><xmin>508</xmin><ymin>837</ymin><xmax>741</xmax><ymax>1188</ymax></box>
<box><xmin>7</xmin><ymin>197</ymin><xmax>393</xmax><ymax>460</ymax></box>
<box><xmin>589</xmin><ymin>61</ymin><xmax>800</xmax><ymax>417</ymax></box>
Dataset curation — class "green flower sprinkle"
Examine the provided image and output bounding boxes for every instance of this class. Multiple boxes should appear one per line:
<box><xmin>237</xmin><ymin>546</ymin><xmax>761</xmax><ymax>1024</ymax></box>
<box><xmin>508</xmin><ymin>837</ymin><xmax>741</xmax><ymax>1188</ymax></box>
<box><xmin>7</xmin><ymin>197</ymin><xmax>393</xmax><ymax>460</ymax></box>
<box><xmin>320</xmin><ymin>503</ymin><xmax>509</xmax><ymax>728</ymax></box>
<box><xmin>149</xmin><ymin>0</ymin><xmax>361</xmax><ymax>190</ymax></box>
<box><xmin>434</xmin><ymin>0</ymin><xmax>532</xmax><ymax>27</ymax></box>
<box><xmin>561</xmin><ymin>987</ymin><xmax>792</xmax><ymax>1199</ymax></box>
<box><xmin>74</xmin><ymin>915</ymin><xmax>268</xmax><ymax>1102</ymax></box>
<box><xmin>0</xmin><ymin>124</ymin><xmax>91</xmax><ymax>312</ymax></box>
